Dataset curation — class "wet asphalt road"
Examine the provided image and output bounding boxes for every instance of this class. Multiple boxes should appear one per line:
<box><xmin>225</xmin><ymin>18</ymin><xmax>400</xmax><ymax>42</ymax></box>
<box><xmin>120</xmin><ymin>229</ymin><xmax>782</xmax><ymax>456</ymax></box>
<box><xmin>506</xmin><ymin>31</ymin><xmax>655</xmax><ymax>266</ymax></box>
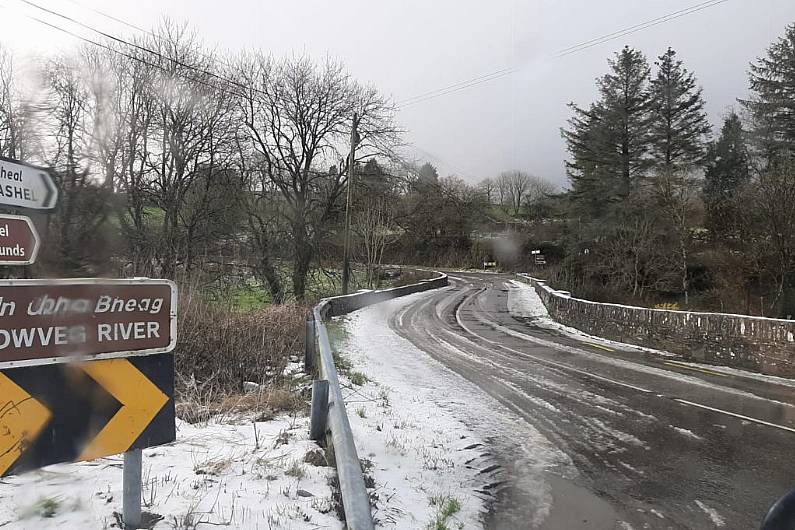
<box><xmin>388</xmin><ymin>272</ymin><xmax>795</xmax><ymax>529</ymax></box>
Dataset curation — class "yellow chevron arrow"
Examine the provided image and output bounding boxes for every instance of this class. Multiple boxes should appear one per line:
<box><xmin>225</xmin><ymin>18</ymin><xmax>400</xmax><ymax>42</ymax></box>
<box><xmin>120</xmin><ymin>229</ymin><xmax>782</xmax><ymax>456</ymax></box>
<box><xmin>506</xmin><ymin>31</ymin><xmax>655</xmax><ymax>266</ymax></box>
<box><xmin>77</xmin><ymin>359</ymin><xmax>168</xmax><ymax>462</ymax></box>
<box><xmin>0</xmin><ymin>373</ymin><xmax>51</xmax><ymax>475</ymax></box>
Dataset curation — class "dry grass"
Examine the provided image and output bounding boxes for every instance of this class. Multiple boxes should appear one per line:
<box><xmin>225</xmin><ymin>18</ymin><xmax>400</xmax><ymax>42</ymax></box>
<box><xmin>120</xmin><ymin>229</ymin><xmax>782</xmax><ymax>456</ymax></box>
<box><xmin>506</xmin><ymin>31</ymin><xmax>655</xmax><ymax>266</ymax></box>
<box><xmin>176</xmin><ymin>386</ymin><xmax>305</xmax><ymax>424</ymax></box>
<box><xmin>173</xmin><ymin>286</ymin><xmax>307</xmax><ymax>407</ymax></box>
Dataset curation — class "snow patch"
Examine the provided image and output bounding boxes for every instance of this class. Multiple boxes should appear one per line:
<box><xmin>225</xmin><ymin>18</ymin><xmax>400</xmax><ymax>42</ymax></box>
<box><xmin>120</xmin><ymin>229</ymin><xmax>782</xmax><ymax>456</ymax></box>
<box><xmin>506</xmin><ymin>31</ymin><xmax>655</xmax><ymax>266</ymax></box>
<box><xmin>695</xmin><ymin>500</ymin><xmax>726</xmax><ymax>527</ymax></box>
<box><xmin>671</xmin><ymin>426</ymin><xmax>704</xmax><ymax>442</ymax></box>
<box><xmin>0</xmin><ymin>414</ymin><xmax>340</xmax><ymax>529</ymax></box>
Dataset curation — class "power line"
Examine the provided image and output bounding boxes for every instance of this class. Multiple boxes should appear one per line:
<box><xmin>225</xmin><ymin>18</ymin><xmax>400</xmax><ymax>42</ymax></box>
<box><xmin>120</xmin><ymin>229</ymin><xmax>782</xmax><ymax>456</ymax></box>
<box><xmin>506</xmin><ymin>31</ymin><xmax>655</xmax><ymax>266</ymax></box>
<box><xmin>396</xmin><ymin>67</ymin><xmax>516</xmax><ymax>107</ymax></box>
<box><xmin>62</xmin><ymin>0</ymin><xmax>148</xmax><ymax>35</ymax></box>
<box><xmin>61</xmin><ymin>0</ymin><xmax>243</xmax><ymax>85</ymax></box>
<box><xmin>556</xmin><ymin>0</ymin><xmax>729</xmax><ymax>57</ymax></box>
<box><xmin>44</xmin><ymin>0</ymin><xmax>511</xmax><ymax>112</ymax></box>
<box><xmin>397</xmin><ymin>69</ymin><xmax>516</xmax><ymax>109</ymax></box>
<box><xmin>396</xmin><ymin>0</ymin><xmax>730</xmax><ymax>108</ymax></box>
<box><xmin>556</xmin><ymin>0</ymin><xmax>724</xmax><ymax>55</ymax></box>
<box><xmin>16</xmin><ymin>0</ymin><xmax>255</xmax><ymax>97</ymax></box>
<box><xmin>0</xmin><ymin>2</ymin><xmax>249</xmax><ymax>100</ymax></box>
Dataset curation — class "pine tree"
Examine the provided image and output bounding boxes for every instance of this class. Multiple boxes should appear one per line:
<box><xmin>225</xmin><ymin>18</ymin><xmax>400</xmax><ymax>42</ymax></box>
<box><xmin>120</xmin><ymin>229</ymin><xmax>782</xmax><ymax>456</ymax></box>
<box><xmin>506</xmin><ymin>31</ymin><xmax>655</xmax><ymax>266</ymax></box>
<box><xmin>703</xmin><ymin>113</ymin><xmax>750</xmax><ymax>240</ymax></box>
<box><xmin>649</xmin><ymin>48</ymin><xmax>711</xmax><ymax>171</ymax></box>
<box><xmin>741</xmin><ymin>22</ymin><xmax>795</xmax><ymax>164</ymax></box>
<box><xmin>562</xmin><ymin>46</ymin><xmax>653</xmax><ymax>216</ymax></box>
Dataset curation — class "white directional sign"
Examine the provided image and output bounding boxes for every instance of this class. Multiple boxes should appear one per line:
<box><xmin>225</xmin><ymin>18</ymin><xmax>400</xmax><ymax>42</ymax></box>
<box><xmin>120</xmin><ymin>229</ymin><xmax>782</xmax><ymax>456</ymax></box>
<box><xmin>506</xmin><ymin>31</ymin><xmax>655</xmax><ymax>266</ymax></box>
<box><xmin>0</xmin><ymin>157</ymin><xmax>58</xmax><ymax>210</ymax></box>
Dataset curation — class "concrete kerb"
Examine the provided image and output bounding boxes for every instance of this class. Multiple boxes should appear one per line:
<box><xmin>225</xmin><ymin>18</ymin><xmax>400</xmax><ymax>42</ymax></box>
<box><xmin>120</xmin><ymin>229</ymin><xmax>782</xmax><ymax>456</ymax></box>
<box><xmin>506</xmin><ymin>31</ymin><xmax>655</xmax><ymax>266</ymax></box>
<box><xmin>310</xmin><ymin>271</ymin><xmax>449</xmax><ymax>529</ymax></box>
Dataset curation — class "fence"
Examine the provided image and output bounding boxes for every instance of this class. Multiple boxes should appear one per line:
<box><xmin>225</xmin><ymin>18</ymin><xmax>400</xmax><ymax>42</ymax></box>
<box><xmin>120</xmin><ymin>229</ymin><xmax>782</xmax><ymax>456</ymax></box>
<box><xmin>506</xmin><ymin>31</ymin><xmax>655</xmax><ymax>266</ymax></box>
<box><xmin>516</xmin><ymin>274</ymin><xmax>795</xmax><ymax>378</ymax></box>
<box><xmin>306</xmin><ymin>272</ymin><xmax>449</xmax><ymax>529</ymax></box>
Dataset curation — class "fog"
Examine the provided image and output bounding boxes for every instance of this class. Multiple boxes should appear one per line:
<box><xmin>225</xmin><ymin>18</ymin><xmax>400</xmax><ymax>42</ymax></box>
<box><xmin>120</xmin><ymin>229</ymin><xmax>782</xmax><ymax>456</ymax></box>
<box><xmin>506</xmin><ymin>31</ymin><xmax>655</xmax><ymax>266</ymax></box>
<box><xmin>2</xmin><ymin>0</ymin><xmax>794</xmax><ymax>186</ymax></box>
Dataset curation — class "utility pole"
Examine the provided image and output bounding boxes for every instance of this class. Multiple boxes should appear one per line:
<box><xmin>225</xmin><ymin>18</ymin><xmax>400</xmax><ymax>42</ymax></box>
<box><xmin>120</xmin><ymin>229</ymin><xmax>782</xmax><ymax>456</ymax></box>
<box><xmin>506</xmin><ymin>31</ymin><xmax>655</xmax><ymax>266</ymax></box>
<box><xmin>342</xmin><ymin>112</ymin><xmax>359</xmax><ymax>295</ymax></box>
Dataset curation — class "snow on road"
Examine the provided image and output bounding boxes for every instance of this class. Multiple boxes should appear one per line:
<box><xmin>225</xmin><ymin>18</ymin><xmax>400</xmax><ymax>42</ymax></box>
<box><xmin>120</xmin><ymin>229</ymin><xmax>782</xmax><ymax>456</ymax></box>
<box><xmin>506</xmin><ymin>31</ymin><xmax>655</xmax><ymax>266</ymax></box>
<box><xmin>333</xmin><ymin>291</ymin><xmax>573</xmax><ymax>529</ymax></box>
<box><xmin>0</xmin><ymin>370</ymin><xmax>340</xmax><ymax>529</ymax></box>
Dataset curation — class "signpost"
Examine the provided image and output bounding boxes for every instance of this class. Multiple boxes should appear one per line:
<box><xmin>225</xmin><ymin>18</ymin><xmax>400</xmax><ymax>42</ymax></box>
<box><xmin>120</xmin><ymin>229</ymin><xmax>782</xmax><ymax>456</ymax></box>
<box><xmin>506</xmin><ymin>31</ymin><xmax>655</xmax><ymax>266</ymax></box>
<box><xmin>0</xmin><ymin>214</ymin><xmax>40</xmax><ymax>265</ymax></box>
<box><xmin>0</xmin><ymin>158</ymin><xmax>176</xmax><ymax>528</ymax></box>
<box><xmin>0</xmin><ymin>279</ymin><xmax>177</xmax><ymax>529</ymax></box>
<box><xmin>0</xmin><ymin>157</ymin><xmax>58</xmax><ymax>211</ymax></box>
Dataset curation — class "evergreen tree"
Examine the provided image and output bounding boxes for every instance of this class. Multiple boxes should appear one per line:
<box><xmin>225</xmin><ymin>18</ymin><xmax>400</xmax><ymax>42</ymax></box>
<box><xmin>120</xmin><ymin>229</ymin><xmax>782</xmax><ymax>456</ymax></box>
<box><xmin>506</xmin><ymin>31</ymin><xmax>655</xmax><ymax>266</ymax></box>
<box><xmin>741</xmin><ymin>22</ymin><xmax>795</xmax><ymax>164</ymax></box>
<box><xmin>417</xmin><ymin>162</ymin><xmax>440</xmax><ymax>184</ymax></box>
<box><xmin>562</xmin><ymin>46</ymin><xmax>653</xmax><ymax>216</ymax></box>
<box><xmin>649</xmin><ymin>48</ymin><xmax>711</xmax><ymax>171</ymax></box>
<box><xmin>703</xmin><ymin>113</ymin><xmax>750</xmax><ymax>240</ymax></box>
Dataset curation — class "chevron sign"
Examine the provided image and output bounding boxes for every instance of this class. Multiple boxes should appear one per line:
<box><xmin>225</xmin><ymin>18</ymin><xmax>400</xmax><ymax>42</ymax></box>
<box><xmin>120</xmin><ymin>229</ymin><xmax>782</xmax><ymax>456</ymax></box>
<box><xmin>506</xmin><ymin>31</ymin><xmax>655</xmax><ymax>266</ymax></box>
<box><xmin>0</xmin><ymin>279</ymin><xmax>177</xmax><ymax>476</ymax></box>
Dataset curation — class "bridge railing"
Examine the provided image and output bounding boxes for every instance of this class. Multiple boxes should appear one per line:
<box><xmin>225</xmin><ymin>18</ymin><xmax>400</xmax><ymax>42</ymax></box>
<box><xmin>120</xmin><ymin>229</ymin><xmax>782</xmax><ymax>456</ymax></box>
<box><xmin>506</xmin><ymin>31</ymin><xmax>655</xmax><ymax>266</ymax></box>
<box><xmin>307</xmin><ymin>271</ymin><xmax>449</xmax><ymax>530</ymax></box>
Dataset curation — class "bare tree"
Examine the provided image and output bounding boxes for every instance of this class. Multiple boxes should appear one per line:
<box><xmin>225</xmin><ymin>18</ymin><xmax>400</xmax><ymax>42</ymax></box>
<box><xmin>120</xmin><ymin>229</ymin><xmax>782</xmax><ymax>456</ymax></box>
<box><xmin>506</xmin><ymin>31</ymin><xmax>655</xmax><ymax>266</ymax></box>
<box><xmin>38</xmin><ymin>52</ymin><xmax>110</xmax><ymax>272</ymax></box>
<box><xmin>0</xmin><ymin>46</ymin><xmax>33</xmax><ymax>160</ymax></box>
<box><xmin>496</xmin><ymin>170</ymin><xmax>532</xmax><ymax>216</ymax></box>
<box><xmin>355</xmin><ymin>198</ymin><xmax>399</xmax><ymax>288</ymax></box>
<box><xmin>140</xmin><ymin>22</ymin><xmax>237</xmax><ymax>279</ymax></box>
<box><xmin>748</xmin><ymin>160</ymin><xmax>795</xmax><ymax>317</ymax></box>
<box><xmin>654</xmin><ymin>168</ymin><xmax>700</xmax><ymax>306</ymax></box>
<box><xmin>235</xmin><ymin>53</ymin><xmax>397</xmax><ymax>300</ymax></box>
<box><xmin>477</xmin><ymin>177</ymin><xmax>496</xmax><ymax>204</ymax></box>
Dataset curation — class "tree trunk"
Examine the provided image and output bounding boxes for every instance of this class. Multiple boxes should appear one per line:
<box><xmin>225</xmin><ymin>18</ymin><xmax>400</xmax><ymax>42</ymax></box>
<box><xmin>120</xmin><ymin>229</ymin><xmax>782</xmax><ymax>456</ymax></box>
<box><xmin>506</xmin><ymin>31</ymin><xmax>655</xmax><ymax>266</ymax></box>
<box><xmin>292</xmin><ymin>222</ymin><xmax>312</xmax><ymax>301</ymax></box>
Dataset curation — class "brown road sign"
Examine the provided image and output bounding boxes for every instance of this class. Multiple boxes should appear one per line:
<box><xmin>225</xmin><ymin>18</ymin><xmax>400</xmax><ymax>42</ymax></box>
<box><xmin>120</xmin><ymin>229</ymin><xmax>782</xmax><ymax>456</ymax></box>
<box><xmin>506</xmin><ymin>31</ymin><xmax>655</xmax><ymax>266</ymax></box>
<box><xmin>0</xmin><ymin>278</ymin><xmax>177</xmax><ymax>369</ymax></box>
<box><xmin>0</xmin><ymin>353</ymin><xmax>175</xmax><ymax>476</ymax></box>
<box><xmin>0</xmin><ymin>214</ymin><xmax>40</xmax><ymax>265</ymax></box>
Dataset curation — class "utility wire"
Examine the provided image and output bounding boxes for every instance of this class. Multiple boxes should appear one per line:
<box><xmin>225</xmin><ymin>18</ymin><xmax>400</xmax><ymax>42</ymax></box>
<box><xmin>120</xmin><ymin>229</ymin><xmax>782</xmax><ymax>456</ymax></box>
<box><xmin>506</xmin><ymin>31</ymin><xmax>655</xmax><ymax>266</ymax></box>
<box><xmin>63</xmin><ymin>0</ymin><xmax>149</xmax><ymax>35</ymax></box>
<box><xmin>556</xmin><ymin>0</ymin><xmax>729</xmax><ymax>57</ymax></box>
<box><xmin>398</xmin><ymin>0</ymin><xmax>730</xmax><ymax>107</ymax></box>
<box><xmin>396</xmin><ymin>67</ymin><xmax>516</xmax><ymax>107</ymax></box>
<box><xmin>16</xmin><ymin>0</ymin><xmax>257</xmax><ymax>97</ymax></box>
<box><xmin>0</xmin><ymin>2</ymin><xmax>249</xmax><ymax>100</ymax></box>
<box><xmin>557</xmin><ymin>0</ymin><xmax>725</xmax><ymax>55</ymax></box>
<box><xmin>16</xmin><ymin>0</ymin><xmax>728</xmax><ymax>112</ymax></box>
<box><xmin>398</xmin><ymin>69</ymin><xmax>516</xmax><ymax>109</ymax></box>
<box><xmin>61</xmin><ymin>0</ymin><xmax>246</xmax><ymax>86</ymax></box>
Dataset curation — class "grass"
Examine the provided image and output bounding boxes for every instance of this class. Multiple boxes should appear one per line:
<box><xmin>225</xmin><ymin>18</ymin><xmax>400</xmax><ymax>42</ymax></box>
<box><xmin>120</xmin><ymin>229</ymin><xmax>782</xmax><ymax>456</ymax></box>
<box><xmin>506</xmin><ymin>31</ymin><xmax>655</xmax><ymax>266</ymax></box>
<box><xmin>284</xmin><ymin>460</ymin><xmax>306</xmax><ymax>480</ymax></box>
<box><xmin>348</xmin><ymin>371</ymin><xmax>370</xmax><ymax>386</ymax></box>
<box><xmin>19</xmin><ymin>497</ymin><xmax>61</xmax><ymax>519</ymax></box>
<box><xmin>325</xmin><ymin>320</ymin><xmax>353</xmax><ymax>373</ymax></box>
<box><xmin>324</xmin><ymin>320</ymin><xmax>373</xmax><ymax>387</ymax></box>
<box><xmin>36</xmin><ymin>498</ymin><xmax>60</xmax><ymax>518</ymax></box>
<box><xmin>426</xmin><ymin>496</ymin><xmax>463</xmax><ymax>530</ymax></box>
<box><xmin>226</xmin><ymin>282</ymin><xmax>273</xmax><ymax>311</ymax></box>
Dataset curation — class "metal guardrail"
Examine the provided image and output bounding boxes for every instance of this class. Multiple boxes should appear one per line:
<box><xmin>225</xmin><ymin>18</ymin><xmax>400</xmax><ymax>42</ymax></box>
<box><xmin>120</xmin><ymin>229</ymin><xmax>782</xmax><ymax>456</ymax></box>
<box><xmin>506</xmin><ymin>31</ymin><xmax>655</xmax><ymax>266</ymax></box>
<box><xmin>307</xmin><ymin>272</ymin><xmax>449</xmax><ymax>530</ymax></box>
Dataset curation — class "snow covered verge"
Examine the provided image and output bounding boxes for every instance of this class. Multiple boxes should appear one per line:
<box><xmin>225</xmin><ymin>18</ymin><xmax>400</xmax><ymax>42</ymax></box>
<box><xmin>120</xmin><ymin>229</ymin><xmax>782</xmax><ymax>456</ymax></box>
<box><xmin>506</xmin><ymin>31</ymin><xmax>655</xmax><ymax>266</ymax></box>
<box><xmin>329</xmin><ymin>292</ymin><xmax>575</xmax><ymax>529</ymax></box>
<box><xmin>328</xmin><ymin>311</ymin><xmax>486</xmax><ymax>529</ymax></box>
<box><xmin>0</xmin><ymin>364</ymin><xmax>342</xmax><ymax>530</ymax></box>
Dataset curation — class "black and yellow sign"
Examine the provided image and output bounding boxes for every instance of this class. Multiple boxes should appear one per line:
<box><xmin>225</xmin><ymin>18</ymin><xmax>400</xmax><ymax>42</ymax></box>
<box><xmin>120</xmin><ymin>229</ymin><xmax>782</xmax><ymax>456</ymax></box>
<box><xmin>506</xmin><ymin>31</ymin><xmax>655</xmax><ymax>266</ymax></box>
<box><xmin>0</xmin><ymin>353</ymin><xmax>174</xmax><ymax>476</ymax></box>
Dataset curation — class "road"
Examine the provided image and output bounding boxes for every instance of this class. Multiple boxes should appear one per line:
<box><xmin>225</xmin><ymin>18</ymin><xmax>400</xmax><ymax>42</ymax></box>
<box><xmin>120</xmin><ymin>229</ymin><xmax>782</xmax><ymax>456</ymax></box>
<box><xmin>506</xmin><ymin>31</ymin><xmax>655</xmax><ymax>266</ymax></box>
<box><xmin>388</xmin><ymin>272</ymin><xmax>795</xmax><ymax>529</ymax></box>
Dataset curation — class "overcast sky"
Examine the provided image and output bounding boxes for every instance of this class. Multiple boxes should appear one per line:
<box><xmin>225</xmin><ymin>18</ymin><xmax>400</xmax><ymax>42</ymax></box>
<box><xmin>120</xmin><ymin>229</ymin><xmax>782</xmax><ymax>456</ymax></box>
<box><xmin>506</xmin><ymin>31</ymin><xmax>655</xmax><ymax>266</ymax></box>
<box><xmin>1</xmin><ymin>0</ymin><xmax>794</xmax><ymax>187</ymax></box>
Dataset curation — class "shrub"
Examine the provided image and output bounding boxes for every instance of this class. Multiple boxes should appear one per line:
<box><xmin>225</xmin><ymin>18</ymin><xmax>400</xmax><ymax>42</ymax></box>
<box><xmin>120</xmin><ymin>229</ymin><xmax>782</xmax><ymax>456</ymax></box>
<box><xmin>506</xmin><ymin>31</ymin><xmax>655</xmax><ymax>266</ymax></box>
<box><xmin>174</xmin><ymin>287</ymin><xmax>307</xmax><ymax>402</ymax></box>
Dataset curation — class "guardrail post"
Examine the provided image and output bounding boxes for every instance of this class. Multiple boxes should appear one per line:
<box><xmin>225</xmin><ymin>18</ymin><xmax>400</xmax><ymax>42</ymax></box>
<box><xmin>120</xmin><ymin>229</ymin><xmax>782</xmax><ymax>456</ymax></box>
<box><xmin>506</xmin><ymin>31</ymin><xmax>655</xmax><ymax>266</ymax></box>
<box><xmin>123</xmin><ymin>449</ymin><xmax>142</xmax><ymax>529</ymax></box>
<box><xmin>309</xmin><ymin>379</ymin><xmax>329</xmax><ymax>441</ymax></box>
<box><xmin>304</xmin><ymin>317</ymin><xmax>316</xmax><ymax>374</ymax></box>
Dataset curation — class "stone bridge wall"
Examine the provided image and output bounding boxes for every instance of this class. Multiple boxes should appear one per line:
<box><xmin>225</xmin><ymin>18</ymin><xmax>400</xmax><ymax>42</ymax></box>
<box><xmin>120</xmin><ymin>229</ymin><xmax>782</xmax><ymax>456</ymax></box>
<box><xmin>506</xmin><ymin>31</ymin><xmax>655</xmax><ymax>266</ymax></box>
<box><xmin>517</xmin><ymin>275</ymin><xmax>795</xmax><ymax>378</ymax></box>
